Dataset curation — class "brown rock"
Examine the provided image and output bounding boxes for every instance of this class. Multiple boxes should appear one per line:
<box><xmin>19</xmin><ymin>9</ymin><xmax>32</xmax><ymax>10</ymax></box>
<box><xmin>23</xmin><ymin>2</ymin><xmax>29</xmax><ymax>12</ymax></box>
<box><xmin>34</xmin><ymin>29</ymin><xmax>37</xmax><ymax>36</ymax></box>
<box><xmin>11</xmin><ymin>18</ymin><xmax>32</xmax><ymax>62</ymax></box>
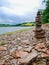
<box><xmin>23</xmin><ymin>46</ymin><xmax>32</xmax><ymax>53</ymax></box>
<box><xmin>35</xmin><ymin>43</ymin><xmax>46</xmax><ymax>51</ymax></box>
<box><xmin>16</xmin><ymin>50</ymin><xmax>28</xmax><ymax>58</ymax></box>
<box><xmin>0</xmin><ymin>60</ymin><xmax>5</xmax><ymax>65</ymax></box>
<box><xmin>46</xmin><ymin>60</ymin><xmax>49</xmax><ymax>65</ymax></box>
<box><xmin>32</xmin><ymin>62</ymin><xmax>37</xmax><ymax>65</ymax></box>
<box><xmin>22</xmin><ymin>40</ymin><xmax>30</xmax><ymax>45</ymax></box>
<box><xmin>35</xmin><ymin>11</ymin><xmax>45</xmax><ymax>39</ymax></box>
<box><xmin>18</xmin><ymin>51</ymin><xmax>38</xmax><ymax>64</ymax></box>
<box><xmin>10</xmin><ymin>48</ymin><xmax>16</xmax><ymax>58</ymax></box>
<box><xmin>0</xmin><ymin>46</ymin><xmax>7</xmax><ymax>51</ymax></box>
<box><xmin>40</xmin><ymin>53</ymin><xmax>49</xmax><ymax>58</ymax></box>
<box><xmin>16</xmin><ymin>50</ymin><xmax>22</xmax><ymax>58</ymax></box>
<box><xmin>40</xmin><ymin>48</ymin><xmax>49</xmax><ymax>55</ymax></box>
<box><xmin>0</xmin><ymin>51</ymin><xmax>7</xmax><ymax>58</ymax></box>
<box><xmin>32</xmin><ymin>61</ymin><xmax>46</xmax><ymax>65</ymax></box>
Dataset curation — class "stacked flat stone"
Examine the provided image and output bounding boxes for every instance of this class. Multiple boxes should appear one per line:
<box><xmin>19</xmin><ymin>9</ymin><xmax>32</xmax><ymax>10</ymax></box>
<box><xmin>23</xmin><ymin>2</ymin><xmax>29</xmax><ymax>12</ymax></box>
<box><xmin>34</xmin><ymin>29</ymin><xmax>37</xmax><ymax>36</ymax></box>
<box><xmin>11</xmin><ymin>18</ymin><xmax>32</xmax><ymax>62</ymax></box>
<box><xmin>35</xmin><ymin>11</ymin><xmax>45</xmax><ymax>39</ymax></box>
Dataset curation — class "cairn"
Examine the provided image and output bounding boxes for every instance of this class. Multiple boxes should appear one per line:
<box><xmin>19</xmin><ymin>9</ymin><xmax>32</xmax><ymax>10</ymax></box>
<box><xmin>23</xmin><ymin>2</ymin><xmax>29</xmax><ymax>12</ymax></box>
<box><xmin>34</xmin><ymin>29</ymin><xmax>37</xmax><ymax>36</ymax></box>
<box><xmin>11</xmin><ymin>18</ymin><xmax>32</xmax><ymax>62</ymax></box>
<box><xmin>35</xmin><ymin>11</ymin><xmax>46</xmax><ymax>42</ymax></box>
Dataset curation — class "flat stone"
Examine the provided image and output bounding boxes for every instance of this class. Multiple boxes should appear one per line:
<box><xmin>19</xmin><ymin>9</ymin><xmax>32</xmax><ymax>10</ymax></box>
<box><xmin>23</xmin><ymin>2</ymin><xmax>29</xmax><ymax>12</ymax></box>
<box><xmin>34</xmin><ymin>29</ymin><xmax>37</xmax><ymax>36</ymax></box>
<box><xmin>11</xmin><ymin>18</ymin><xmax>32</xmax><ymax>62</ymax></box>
<box><xmin>34</xmin><ymin>43</ymin><xmax>46</xmax><ymax>51</ymax></box>
<box><xmin>23</xmin><ymin>46</ymin><xmax>32</xmax><ymax>53</ymax></box>
<box><xmin>0</xmin><ymin>46</ymin><xmax>7</xmax><ymax>51</ymax></box>
<box><xmin>39</xmin><ymin>53</ymin><xmax>49</xmax><ymax>58</ymax></box>
<box><xmin>16</xmin><ymin>50</ymin><xmax>22</xmax><ymax>58</ymax></box>
<box><xmin>24</xmin><ymin>46</ymin><xmax>28</xmax><ymax>48</ymax></box>
<box><xmin>10</xmin><ymin>48</ymin><xmax>16</xmax><ymax>58</ymax></box>
<box><xmin>18</xmin><ymin>46</ymin><xmax>22</xmax><ymax>50</ymax></box>
<box><xmin>22</xmin><ymin>40</ymin><xmax>30</xmax><ymax>45</ymax></box>
<box><xmin>40</xmin><ymin>48</ymin><xmax>49</xmax><ymax>55</ymax></box>
<box><xmin>18</xmin><ymin>51</ymin><xmax>38</xmax><ymax>64</ymax></box>
<box><xmin>11</xmin><ymin>41</ymin><xmax>16</xmax><ymax>44</ymax></box>
<box><xmin>16</xmin><ymin>50</ymin><xmax>28</xmax><ymax>58</ymax></box>
<box><xmin>0</xmin><ymin>60</ymin><xmax>5</xmax><ymax>65</ymax></box>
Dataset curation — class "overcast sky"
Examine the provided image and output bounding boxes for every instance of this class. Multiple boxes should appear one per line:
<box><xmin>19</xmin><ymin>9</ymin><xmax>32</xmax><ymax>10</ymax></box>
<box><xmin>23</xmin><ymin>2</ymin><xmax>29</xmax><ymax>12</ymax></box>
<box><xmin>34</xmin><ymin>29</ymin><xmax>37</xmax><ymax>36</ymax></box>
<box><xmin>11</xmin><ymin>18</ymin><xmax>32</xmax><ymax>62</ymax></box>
<box><xmin>0</xmin><ymin>0</ymin><xmax>45</xmax><ymax>24</ymax></box>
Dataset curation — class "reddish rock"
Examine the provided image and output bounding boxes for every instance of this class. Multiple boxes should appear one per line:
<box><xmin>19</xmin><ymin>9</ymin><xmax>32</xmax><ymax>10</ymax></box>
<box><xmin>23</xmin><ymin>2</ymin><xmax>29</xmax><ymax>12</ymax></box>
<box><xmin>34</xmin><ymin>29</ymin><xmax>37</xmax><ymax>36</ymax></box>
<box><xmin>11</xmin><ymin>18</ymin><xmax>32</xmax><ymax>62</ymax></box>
<box><xmin>40</xmin><ymin>48</ymin><xmax>49</xmax><ymax>55</ymax></box>
<box><xmin>35</xmin><ymin>43</ymin><xmax>46</xmax><ymax>51</ymax></box>
<box><xmin>40</xmin><ymin>53</ymin><xmax>49</xmax><ymax>58</ymax></box>
<box><xmin>10</xmin><ymin>48</ymin><xmax>16</xmax><ymax>58</ymax></box>
<box><xmin>0</xmin><ymin>60</ymin><xmax>5</xmax><ymax>65</ymax></box>
<box><xmin>16</xmin><ymin>50</ymin><xmax>22</xmax><ymax>58</ymax></box>
<box><xmin>0</xmin><ymin>62</ymin><xmax>4</xmax><ymax>65</ymax></box>
<box><xmin>16</xmin><ymin>50</ymin><xmax>28</xmax><ymax>58</ymax></box>
<box><xmin>0</xmin><ymin>46</ymin><xmax>7</xmax><ymax>51</ymax></box>
<box><xmin>18</xmin><ymin>51</ymin><xmax>38</xmax><ymax>64</ymax></box>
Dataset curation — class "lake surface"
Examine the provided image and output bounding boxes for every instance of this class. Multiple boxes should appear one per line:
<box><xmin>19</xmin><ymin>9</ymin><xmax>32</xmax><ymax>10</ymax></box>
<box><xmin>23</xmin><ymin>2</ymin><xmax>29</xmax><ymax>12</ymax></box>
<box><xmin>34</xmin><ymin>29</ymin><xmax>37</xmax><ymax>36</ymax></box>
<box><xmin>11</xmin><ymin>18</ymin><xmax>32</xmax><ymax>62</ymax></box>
<box><xmin>0</xmin><ymin>27</ymin><xmax>32</xmax><ymax>34</ymax></box>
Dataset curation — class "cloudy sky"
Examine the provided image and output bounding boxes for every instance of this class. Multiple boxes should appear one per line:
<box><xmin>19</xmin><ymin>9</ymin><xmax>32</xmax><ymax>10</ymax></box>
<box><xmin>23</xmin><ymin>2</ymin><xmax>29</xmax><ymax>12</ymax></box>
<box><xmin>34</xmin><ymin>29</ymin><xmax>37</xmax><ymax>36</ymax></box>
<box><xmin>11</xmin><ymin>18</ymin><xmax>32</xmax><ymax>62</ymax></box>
<box><xmin>0</xmin><ymin>0</ymin><xmax>45</xmax><ymax>24</ymax></box>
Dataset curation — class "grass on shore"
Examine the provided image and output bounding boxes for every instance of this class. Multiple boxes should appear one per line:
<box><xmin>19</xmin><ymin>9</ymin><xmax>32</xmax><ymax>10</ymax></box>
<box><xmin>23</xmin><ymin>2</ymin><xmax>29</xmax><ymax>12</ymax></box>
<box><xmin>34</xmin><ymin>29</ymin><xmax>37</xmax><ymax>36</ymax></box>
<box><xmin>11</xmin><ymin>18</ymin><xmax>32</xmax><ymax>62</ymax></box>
<box><xmin>0</xmin><ymin>40</ymin><xmax>7</xmax><ymax>45</ymax></box>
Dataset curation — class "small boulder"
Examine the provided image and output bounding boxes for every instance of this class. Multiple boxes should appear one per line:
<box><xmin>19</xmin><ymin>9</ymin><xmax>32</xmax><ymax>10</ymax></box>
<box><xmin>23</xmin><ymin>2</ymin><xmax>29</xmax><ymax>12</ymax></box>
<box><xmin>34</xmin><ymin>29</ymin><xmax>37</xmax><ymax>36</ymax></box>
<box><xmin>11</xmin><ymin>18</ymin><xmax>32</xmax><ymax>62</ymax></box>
<box><xmin>0</xmin><ymin>46</ymin><xmax>7</xmax><ymax>51</ymax></box>
<box><xmin>23</xmin><ymin>46</ymin><xmax>32</xmax><ymax>53</ymax></box>
<box><xmin>16</xmin><ymin>50</ymin><xmax>28</xmax><ymax>58</ymax></box>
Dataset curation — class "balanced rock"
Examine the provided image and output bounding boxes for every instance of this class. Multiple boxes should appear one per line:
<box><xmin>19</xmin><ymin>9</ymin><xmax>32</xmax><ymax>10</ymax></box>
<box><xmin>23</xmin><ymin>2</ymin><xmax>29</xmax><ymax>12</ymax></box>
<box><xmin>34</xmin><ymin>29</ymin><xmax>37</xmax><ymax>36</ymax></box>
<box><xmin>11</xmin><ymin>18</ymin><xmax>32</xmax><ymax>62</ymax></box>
<box><xmin>35</xmin><ymin>11</ymin><xmax>45</xmax><ymax>39</ymax></box>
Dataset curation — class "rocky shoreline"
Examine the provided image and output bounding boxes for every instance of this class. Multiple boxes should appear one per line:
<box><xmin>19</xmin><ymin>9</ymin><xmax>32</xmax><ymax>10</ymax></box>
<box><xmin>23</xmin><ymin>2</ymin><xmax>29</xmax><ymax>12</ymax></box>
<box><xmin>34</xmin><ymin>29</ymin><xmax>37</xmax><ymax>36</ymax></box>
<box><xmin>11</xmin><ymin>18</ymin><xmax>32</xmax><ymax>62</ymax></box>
<box><xmin>0</xmin><ymin>24</ymin><xmax>49</xmax><ymax>65</ymax></box>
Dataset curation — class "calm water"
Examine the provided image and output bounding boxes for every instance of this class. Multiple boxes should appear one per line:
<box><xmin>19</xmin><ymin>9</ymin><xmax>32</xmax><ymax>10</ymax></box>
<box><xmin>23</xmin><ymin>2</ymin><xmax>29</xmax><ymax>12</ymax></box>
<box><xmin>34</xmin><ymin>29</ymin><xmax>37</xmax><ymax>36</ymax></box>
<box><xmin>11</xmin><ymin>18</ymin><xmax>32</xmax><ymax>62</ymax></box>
<box><xmin>0</xmin><ymin>27</ymin><xmax>32</xmax><ymax>34</ymax></box>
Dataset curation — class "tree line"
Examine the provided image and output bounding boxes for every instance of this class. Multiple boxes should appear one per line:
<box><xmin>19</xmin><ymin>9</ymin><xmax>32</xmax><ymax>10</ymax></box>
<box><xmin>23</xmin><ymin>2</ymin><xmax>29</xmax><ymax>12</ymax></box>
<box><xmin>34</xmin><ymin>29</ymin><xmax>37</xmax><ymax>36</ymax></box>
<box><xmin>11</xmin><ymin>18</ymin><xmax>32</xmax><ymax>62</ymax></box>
<box><xmin>42</xmin><ymin>0</ymin><xmax>49</xmax><ymax>24</ymax></box>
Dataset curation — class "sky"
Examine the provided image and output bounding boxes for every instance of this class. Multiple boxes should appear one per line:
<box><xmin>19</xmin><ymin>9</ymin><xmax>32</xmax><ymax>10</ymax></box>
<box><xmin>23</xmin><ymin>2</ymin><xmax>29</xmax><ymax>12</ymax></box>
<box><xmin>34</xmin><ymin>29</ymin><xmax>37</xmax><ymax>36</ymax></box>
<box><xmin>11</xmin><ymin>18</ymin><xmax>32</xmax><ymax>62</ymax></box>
<box><xmin>0</xmin><ymin>0</ymin><xmax>45</xmax><ymax>24</ymax></box>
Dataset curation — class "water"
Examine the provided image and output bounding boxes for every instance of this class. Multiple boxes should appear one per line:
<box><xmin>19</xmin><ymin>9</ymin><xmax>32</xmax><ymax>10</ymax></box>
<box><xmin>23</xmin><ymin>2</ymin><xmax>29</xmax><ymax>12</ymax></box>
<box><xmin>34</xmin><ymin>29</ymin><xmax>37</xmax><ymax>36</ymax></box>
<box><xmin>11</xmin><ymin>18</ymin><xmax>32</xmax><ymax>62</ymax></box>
<box><xmin>0</xmin><ymin>27</ymin><xmax>32</xmax><ymax>34</ymax></box>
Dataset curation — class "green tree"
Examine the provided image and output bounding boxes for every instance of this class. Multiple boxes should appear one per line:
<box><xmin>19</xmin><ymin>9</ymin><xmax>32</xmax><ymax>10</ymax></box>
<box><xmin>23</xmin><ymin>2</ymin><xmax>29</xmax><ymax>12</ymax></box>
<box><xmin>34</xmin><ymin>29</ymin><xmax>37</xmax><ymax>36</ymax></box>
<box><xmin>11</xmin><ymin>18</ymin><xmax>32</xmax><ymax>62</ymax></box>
<box><xmin>42</xmin><ymin>0</ymin><xmax>49</xmax><ymax>24</ymax></box>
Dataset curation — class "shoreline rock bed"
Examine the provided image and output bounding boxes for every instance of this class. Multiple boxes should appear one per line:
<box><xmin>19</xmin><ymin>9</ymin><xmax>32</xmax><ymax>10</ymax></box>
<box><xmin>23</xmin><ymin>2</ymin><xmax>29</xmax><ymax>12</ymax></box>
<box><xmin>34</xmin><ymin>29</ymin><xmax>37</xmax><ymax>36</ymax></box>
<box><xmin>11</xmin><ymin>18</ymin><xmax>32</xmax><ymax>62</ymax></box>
<box><xmin>0</xmin><ymin>26</ymin><xmax>49</xmax><ymax>65</ymax></box>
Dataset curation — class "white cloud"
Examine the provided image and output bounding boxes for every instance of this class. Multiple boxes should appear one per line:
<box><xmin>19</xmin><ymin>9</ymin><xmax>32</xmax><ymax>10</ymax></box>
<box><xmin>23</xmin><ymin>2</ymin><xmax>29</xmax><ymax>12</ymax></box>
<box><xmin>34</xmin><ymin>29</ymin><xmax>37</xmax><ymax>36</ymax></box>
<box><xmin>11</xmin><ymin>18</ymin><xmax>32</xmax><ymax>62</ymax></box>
<box><xmin>0</xmin><ymin>0</ymin><xmax>43</xmax><ymax>16</ymax></box>
<box><xmin>9</xmin><ymin>0</ymin><xmax>42</xmax><ymax>15</ymax></box>
<box><xmin>0</xmin><ymin>0</ymin><xmax>45</xmax><ymax>24</ymax></box>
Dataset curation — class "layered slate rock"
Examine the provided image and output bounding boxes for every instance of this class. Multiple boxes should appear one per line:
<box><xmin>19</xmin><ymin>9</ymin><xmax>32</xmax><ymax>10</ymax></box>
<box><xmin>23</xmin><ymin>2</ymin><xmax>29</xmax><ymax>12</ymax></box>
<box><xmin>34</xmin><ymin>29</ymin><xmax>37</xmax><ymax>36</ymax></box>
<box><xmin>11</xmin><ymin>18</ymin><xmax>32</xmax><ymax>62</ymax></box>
<box><xmin>35</xmin><ymin>11</ymin><xmax>45</xmax><ymax>39</ymax></box>
<box><xmin>18</xmin><ymin>50</ymin><xmax>38</xmax><ymax>65</ymax></box>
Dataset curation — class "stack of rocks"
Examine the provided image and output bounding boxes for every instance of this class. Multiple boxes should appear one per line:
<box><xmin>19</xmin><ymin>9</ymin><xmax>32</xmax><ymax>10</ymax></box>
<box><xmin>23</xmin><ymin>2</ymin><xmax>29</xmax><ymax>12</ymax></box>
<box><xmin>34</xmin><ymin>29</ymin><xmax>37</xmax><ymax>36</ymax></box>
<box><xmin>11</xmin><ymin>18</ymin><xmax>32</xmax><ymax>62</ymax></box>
<box><xmin>35</xmin><ymin>11</ymin><xmax>45</xmax><ymax>39</ymax></box>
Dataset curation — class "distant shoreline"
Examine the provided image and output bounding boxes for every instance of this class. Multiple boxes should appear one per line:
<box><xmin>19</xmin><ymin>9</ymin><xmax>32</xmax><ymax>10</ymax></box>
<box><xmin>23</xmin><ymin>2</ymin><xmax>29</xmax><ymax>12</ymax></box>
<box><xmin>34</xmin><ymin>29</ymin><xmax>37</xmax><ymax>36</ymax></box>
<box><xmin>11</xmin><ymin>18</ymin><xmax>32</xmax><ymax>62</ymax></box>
<box><xmin>0</xmin><ymin>22</ymin><xmax>35</xmax><ymax>27</ymax></box>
